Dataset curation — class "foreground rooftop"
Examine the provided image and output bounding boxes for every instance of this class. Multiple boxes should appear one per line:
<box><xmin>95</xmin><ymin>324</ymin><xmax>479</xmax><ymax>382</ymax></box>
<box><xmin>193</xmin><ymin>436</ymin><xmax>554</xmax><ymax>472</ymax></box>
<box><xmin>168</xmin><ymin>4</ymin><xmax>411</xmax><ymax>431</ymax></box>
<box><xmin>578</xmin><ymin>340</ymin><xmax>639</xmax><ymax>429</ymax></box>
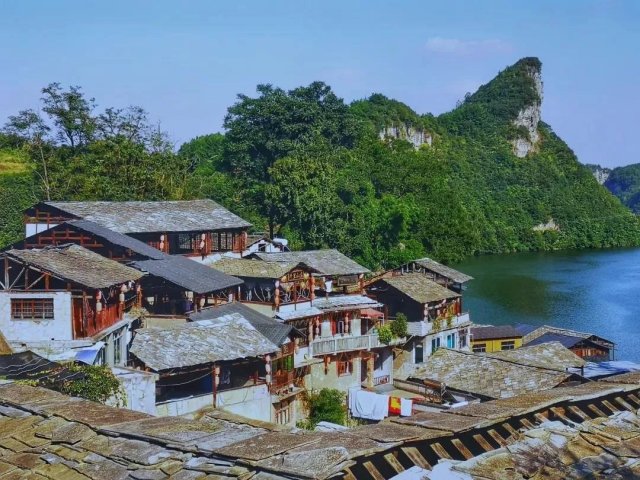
<box><xmin>1</xmin><ymin>376</ymin><xmax>640</xmax><ymax>479</ymax></box>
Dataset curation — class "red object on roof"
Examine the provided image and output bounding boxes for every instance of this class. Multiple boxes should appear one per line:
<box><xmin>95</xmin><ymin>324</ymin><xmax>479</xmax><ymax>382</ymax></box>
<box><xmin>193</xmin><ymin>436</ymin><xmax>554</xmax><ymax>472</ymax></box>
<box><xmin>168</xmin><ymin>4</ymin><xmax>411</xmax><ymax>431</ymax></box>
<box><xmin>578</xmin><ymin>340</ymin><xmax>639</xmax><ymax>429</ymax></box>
<box><xmin>361</xmin><ymin>308</ymin><xmax>384</xmax><ymax>319</ymax></box>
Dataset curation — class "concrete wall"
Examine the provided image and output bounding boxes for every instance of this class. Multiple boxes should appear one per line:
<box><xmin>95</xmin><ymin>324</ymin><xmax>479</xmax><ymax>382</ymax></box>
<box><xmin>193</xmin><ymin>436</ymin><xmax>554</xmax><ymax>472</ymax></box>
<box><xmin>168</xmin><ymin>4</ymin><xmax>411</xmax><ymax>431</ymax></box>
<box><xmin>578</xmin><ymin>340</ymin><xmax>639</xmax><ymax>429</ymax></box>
<box><xmin>111</xmin><ymin>367</ymin><xmax>158</xmax><ymax>415</ymax></box>
<box><xmin>0</xmin><ymin>292</ymin><xmax>72</xmax><ymax>343</ymax></box>
<box><xmin>156</xmin><ymin>393</ymin><xmax>214</xmax><ymax>417</ymax></box>
<box><xmin>217</xmin><ymin>384</ymin><xmax>272</xmax><ymax>423</ymax></box>
<box><xmin>305</xmin><ymin>355</ymin><xmax>362</xmax><ymax>392</ymax></box>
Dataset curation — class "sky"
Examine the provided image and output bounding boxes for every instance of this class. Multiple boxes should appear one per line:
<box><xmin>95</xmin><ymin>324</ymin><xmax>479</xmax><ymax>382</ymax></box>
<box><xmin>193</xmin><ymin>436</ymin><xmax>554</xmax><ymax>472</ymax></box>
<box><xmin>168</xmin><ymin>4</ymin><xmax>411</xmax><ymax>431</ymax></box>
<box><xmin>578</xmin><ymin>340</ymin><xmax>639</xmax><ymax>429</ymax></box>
<box><xmin>0</xmin><ymin>0</ymin><xmax>638</xmax><ymax>168</ymax></box>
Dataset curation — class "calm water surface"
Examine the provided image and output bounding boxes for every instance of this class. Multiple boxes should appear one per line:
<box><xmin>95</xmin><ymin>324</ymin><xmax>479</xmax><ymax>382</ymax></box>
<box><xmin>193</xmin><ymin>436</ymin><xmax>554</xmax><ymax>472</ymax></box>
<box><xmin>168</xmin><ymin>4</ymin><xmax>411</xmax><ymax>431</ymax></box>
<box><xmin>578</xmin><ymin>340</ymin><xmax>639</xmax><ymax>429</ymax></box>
<box><xmin>455</xmin><ymin>248</ymin><xmax>640</xmax><ymax>362</ymax></box>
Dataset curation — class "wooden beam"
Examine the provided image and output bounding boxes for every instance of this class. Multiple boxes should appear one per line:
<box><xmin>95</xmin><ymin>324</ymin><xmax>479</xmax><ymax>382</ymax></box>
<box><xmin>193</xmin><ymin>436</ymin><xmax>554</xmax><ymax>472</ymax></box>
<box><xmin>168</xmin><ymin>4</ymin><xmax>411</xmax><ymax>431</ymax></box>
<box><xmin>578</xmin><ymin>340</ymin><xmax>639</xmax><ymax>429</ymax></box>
<box><xmin>487</xmin><ymin>429</ymin><xmax>508</xmax><ymax>447</ymax></box>
<box><xmin>520</xmin><ymin>418</ymin><xmax>536</xmax><ymax>430</ymax></box>
<box><xmin>401</xmin><ymin>447</ymin><xmax>431</xmax><ymax>469</ymax></box>
<box><xmin>384</xmin><ymin>453</ymin><xmax>404</xmax><ymax>474</ymax></box>
<box><xmin>342</xmin><ymin>468</ymin><xmax>358</xmax><ymax>480</ymax></box>
<box><xmin>567</xmin><ymin>405</ymin><xmax>590</xmax><ymax>422</ymax></box>
<box><xmin>362</xmin><ymin>461</ymin><xmax>384</xmax><ymax>480</ymax></box>
<box><xmin>473</xmin><ymin>434</ymin><xmax>494</xmax><ymax>453</ymax></box>
<box><xmin>602</xmin><ymin>400</ymin><xmax>620</xmax><ymax>413</ymax></box>
<box><xmin>502</xmin><ymin>422</ymin><xmax>519</xmax><ymax>437</ymax></box>
<box><xmin>430</xmin><ymin>442</ymin><xmax>452</xmax><ymax>460</ymax></box>
<box><xmin>587</xmin><ymin>403</ymin><xmax>608</xmax><ymax>418</ymax></box>
<box><xmin>614</xmin><ymin>396</ymin><xmax>635</xmax><ymax>411</ymax></box>
<box><xmin>451</xmin><ymin>439</ymin><xmax>474</xmax><ymax>459</ymax></box>
<box><xmin>549</xmin><ymin>407</ymin><xmax>572</xmax><ymax>424</ymax></box>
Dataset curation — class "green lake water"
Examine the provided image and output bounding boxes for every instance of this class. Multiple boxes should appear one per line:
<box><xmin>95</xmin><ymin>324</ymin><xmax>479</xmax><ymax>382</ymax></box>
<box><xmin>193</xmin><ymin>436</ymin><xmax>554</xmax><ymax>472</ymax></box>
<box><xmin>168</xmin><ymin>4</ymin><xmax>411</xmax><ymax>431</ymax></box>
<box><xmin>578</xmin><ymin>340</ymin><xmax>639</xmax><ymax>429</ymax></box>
<box><xmin>455</xmin><ymin>248</ymin><xmax>640</xmax><ymax>362</ymax></box>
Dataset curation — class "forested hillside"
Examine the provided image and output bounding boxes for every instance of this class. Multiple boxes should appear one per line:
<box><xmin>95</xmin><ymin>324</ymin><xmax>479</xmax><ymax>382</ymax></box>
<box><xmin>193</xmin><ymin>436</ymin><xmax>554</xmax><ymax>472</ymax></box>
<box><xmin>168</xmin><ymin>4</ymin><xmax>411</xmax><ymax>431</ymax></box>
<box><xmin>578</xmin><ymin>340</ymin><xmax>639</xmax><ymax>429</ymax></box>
<box><xmin>585</xmin><ymin>163</ymin><xmax>640</xmax><ymax>214</ymax></box>
<box><xmin>1</xmin><ymin>58</ymin><xmax>639</xmax><ymax>269</ymax></box>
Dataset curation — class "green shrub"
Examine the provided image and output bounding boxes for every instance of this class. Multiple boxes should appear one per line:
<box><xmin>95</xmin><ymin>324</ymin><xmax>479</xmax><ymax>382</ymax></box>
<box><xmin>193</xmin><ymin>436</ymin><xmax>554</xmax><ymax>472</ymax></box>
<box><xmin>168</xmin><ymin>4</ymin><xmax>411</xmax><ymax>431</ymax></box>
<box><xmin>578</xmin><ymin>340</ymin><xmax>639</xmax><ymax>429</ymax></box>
<box><xmin>390</xmin><ymin>313</ymin><xmax>408</xmax><ymax>338</ymax></box>
<box><xmin>377</xmin><ymin>325</ymin><xmax>393</xmax><ymax>344</ymax></box>
<box><xmin>304</xmin><ymin>388</ymin><xmax>346</xmax><ymax>428</ymax></box>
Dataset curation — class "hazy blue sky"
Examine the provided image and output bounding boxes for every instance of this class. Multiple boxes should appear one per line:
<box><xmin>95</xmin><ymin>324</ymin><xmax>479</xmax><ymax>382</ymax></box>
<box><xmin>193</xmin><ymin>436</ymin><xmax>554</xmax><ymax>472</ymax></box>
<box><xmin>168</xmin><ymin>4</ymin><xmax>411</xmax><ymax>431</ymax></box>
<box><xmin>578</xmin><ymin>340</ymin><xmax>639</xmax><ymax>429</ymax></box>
<box><xmin>1</xmin><ymin>0</ymin><xmax>638</xmax><ymax>167</ymax></box>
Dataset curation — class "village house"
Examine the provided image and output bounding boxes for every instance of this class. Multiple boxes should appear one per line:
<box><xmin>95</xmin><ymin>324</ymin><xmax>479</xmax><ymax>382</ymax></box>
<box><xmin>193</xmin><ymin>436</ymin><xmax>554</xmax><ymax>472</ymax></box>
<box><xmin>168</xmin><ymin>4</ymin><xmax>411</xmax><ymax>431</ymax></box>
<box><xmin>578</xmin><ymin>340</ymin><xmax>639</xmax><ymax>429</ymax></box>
<box><xmin>400</xmin><ymin>342</ymin><xmax>587</xmax><ymax>402</ymax></box>
<box><xmin>129</xmin><ymin>302</ymin><xmax>303</xmax><ymax>424</ymax></box>
<box><xmin>23</xmin><ymin>199</ymin><xmax>252</xmax><ymax>261</ymax></box>
<box><xmin>367</xmin><ymin>273</ymin><xmax>471</xmax><ymax>365</ymax></box>
<box><xmin>515</xmin><ymin>323</ymin><xmax>615</xmax><ymax>361</ymax></box>
<box><xmin>0</xmin><ymin>244</ymin><xmax>144</xmax><ymax>366</ymax></box>
<box><xmin>389</xmin><ymin>257</ymin><xmax>474</xmax><ymax>293</ymax></box>
<box><xmin>229</xmin><ymin>251</ymin><xmax>398</xmax><ymax>392</ymax></box>
<box><xmin>469</xmin><ymin>325</ymin><xmax>524</xmax><ymax>353</ymax></box>
<box><xmin>13</xmin><ymin>219</ymin><xmax>243</xmax><ymax>315</ymax></box>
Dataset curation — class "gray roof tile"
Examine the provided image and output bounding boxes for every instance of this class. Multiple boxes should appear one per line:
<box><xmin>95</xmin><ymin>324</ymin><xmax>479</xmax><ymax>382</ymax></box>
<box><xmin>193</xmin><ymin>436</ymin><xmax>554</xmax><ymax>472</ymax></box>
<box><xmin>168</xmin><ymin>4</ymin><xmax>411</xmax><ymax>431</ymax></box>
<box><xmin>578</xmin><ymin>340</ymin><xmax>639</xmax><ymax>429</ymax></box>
<box><xmin>45</xmin><ymin>199</ymin><xmax>251</xmax><ymax>233</ymax></box>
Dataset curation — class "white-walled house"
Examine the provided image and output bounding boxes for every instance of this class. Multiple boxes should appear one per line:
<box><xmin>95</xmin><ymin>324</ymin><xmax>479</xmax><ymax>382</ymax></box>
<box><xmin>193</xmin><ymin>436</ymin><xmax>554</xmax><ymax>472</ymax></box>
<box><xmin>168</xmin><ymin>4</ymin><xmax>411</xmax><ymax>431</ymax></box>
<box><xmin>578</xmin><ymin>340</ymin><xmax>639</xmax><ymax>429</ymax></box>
<box><xmin>0</xmin><ymin>244</ymin><xmax>145</xmax><ymax>366</ymax></box>
<box><xmin>367</xmin><ymin>273</ymin><xmax>472</xmax><ymax>366</ymax></box>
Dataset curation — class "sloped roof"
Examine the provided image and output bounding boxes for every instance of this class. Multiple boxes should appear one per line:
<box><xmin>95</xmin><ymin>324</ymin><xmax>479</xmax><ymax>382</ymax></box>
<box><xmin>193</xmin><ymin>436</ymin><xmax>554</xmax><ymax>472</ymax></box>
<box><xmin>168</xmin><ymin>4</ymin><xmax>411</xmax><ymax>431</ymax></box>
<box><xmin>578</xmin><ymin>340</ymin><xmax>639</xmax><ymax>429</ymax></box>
<box><xmin>212</xmin><ymin>258</ymin><xmax>302</xmax><ymax>279</ymax></box>
<box><xmin>526</xmin><ymin>332</ymin><xmax>584</xmax><ymax>349</ymax></box>
<box><xmin>407</xmin><ymin>348</ymin><xmax>574</xmax><ymax>399</ymax></box>
<box><xmin>43</xmin><ymin>199</ymin><xmax>251</xmax><ymax>233</ymax></box>
<box><xmin>189</xmin><ymin>303</ymin><xmax>292</xmax><ymax>347</ymax></box>
<box><xmin>413</xmin><ymin>257</ymin><xmax>474</xmax><ymax>283</ymax></box>
<box><xmin>470</xmin><ymin>325</ymin><xmax>523</xmax><ymax>341</ymax></box>
<box><xmin>487</xmin><ymin>341</ymin><xmax>586</xmax><ymax>370</ymax></box>
<box><xmin>249</xmin><ymin>249</ymin><xmax>370</xmax><ymax>276</ymax></box>
<box><xmin>4</xmin><ymin>244</ymin><xmax>144</xmax><ymax>289</ymax></box>
<box><xmin>66</xmin><ymin>220</ymin><xmax>166</xmax><ymax>259</ymax></box>
<box><xmin>131</xmin><ymin>255</ymin><xmax>242</xmax><ymax>294</ymax></box>
<box><xmin>312</xmin><ymin>294</ymin><xmax>382</xmax><ymax>311</ymax></box>
<box><xmin>381</xmin><ymin>273</ymin><xmax>460</xmax><ymax>304</ymax></box>
<box><xmin>130</xmin><ymin>314</ymin><xmax>278</xmax><ymax>371</ymax></box>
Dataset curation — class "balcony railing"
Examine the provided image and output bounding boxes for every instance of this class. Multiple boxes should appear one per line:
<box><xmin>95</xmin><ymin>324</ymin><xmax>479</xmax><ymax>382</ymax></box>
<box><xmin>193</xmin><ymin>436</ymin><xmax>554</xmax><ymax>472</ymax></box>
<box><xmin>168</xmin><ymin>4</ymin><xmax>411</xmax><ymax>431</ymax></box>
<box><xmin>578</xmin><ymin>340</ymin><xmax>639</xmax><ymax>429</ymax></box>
<box><xmin>309</xmin><ymin>333</ymin><xmax>403</xmax><ymax>356</ymax></box>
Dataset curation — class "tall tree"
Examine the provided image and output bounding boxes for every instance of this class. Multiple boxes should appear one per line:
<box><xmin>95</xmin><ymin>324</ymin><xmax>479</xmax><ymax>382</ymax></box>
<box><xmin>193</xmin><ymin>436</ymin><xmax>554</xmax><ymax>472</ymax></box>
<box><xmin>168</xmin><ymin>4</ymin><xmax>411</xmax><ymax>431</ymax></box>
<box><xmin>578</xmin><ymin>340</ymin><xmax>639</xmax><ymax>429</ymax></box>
<box><xmin>222</xmin><ymin>81</ymin><xmax>358</xmax><ymax>182</ymax></box>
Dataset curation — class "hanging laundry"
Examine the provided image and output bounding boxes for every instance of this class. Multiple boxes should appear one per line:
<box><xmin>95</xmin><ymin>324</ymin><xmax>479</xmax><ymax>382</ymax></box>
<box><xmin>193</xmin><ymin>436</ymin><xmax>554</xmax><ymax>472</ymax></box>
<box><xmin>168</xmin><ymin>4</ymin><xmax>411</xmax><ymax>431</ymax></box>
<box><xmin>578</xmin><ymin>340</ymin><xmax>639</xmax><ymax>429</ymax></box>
<box><xmin>389</xmin><ymin>396</ymin><xmax>402</xmax><ymax>416</ymax></box>
<box><xmin>349</xmin><ymin>389</ymin><xmax>389</xmax><ymax>421</ymax></box>
<box><xmin>400</xmin><ymin>398</ymin><xmax>413</xmax><ymax>416</ymax></box>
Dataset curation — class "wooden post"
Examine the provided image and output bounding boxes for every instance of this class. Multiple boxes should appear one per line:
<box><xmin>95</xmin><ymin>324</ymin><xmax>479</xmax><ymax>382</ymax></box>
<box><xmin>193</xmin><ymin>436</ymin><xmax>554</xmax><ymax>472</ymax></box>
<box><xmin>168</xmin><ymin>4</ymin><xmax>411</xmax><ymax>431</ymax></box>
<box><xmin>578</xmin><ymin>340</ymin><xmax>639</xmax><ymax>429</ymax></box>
<box><xmin>212</xmin><ymin>364</ymin><xmax>218</xmax><ymax>408</ymax></box>
<box><xmin>310</xmin><ymin>275</ymin><xmax>315</xmax><ymax>301</ymax></box>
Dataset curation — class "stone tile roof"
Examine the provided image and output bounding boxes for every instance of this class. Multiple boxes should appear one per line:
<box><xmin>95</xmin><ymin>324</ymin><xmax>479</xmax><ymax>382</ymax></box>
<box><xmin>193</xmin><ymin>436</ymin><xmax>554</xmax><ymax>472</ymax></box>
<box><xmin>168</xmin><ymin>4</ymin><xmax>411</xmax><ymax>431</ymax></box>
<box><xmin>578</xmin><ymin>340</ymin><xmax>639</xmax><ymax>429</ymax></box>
<box><xmin>3</xmin><ymin>244</ymin><xmax>144</xmax><ymax>289</ymax></box>
<box><xmin>130</xmin><ymin>314</ymin><xmax>278</xmax><ymax>371</ymax></box>
<box><xmin>45</xmin><ymin>199</ymin><xmax>251</xmax><ymax>233</ymax></box>
<box><xmin>275</xmin><ymin>307</ymin><xmax>324</xmax><ymax>321</ymax></box>
<box><xmin>405</xmin><ymin>348</ymin><xmax>576</xmax><ymax>399</ymax></box>
<box><xmin>131</xmin><ymin>255</ymin><xmax>242</xmax><ymax>294</ymax></box>
<box><xmin>66</xmin><ymin>220</ymin><xmax>166</xmax><ymax>259</ymax></box>
<box><xmin>249</xmin><ymin>249</ymin><xmax>370</xmax><ymax>276</ymax></box>
<box><xmin>0</xmin><ymin>383</ymin><xmax>259</xmax><ymax>479</ymax></box>
<box><xmin>1</xmin><ymin>381</ymin><xmax>640</xmax><ymax>479</ymax></box>
<box><xmin>189</xmin><ymin>303</ymin><xmax>293</xmax><ymax>347</ymax></box>
<box><xmin>431</xmin><ymin>411</ymin><xmax>640</xmax><ymax>479</ymax></box>
<box><xmin>211</xmin><ymin>258</ymin><xmax>301</xmax><ymax>279</ymax></box>
<box><xmin>470</xmin><ymin>325</ymin><xmax>523</xmax><ymax>341</ymax></box>
<box><xmin>413</xmin><ymin>257</ymin><xmax>474</xmax><ymax>283</ymax></box>
<box><xmin>311</xmin><ymin>294</ymin><xmax>382</xmax><ymax>311</ymax></box>
<box><xmin>488</xmin><ymin>341</ymin><xmax>586</xmax><ymax>370</ymax></box>
<box><xmin>381</xmin><ymin>273</ymin><xmax>461</xmax><ymax>304</ymax></box>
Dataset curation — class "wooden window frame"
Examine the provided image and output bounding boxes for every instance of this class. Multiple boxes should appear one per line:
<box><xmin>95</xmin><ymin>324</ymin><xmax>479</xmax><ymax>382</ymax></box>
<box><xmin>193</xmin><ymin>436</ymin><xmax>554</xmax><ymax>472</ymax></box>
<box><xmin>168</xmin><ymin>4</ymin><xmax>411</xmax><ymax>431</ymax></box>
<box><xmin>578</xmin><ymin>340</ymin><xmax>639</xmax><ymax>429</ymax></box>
<box><xmin>10</xmin><ymin>298</ymin><xmax>54</xmax><ymax>321</ymax></box>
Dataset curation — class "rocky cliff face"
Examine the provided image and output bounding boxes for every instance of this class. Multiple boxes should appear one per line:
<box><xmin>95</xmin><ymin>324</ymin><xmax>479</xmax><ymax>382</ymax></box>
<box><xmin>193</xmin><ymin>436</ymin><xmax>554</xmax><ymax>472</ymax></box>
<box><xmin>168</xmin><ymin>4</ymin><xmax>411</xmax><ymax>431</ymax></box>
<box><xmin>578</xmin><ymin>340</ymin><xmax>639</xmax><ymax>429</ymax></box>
<box><xmin>585</xmin><ymin>164</ymin><xmax>612</xmax><ymax>185</ymax></box>
<box><xmin>379</xmin><ymin>125</ymin><xmax>432</xmax><ymax>149</ymax></box>
<box><xmin>512</xmin><ymin>65</ymin><xmax>543</xmax><ymax>158</ymax></box>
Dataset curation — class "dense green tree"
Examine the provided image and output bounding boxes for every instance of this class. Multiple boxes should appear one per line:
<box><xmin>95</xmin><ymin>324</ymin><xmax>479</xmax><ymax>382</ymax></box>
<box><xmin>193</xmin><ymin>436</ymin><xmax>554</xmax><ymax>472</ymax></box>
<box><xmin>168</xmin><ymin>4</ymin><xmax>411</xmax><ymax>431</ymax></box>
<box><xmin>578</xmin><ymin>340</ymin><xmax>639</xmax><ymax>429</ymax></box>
<box><xmin>222</xmin><ymin>82</ymin><xmax>358</xmax><ymax>182</ymax></box>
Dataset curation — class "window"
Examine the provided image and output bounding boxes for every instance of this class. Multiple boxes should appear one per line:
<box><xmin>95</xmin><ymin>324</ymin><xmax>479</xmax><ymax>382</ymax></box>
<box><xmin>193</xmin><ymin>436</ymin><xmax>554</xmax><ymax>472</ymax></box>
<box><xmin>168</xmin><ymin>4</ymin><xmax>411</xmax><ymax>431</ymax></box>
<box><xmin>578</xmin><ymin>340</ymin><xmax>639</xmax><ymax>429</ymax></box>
<box><xmin>459</xmin><ymin>332</ymin><xmax>467</xmax><ymax>348</ymax></box>
<box><xmin>431</xmin><ymin>337</ymin><xmax>441</xmax><ymax>354</ymax></box>
<box><xmin>275</xmin><ymin>400</ymin><xmax>292</xmax><ymax>425</ymax></box>
<box><xmin>472</xmin><ymin>343</ymin><xmax>487</xmax><ymax>353</ymax></box>
<box><xmin>113</xmin><ymin>332</ymin><xmax>123</xmax><ymax>365</ymax></box>
<box><xmin>446</xmin><ymin>333</ymin><xmax>455</xmax><ymax>349</ymax></box>
<box><xmin>11</xmin><ymin>298</ymin><xmax>54</xmax><ymax>320</ymax></box>
<box><xmin>336</xmin><ymin>358</ymin><xmax>353</xmax><ymax>376</ymax></box>
<box><xmin>501</xmin><ymin>340</ymin><xmax>516</xmax><ymax>351</ymax></box>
